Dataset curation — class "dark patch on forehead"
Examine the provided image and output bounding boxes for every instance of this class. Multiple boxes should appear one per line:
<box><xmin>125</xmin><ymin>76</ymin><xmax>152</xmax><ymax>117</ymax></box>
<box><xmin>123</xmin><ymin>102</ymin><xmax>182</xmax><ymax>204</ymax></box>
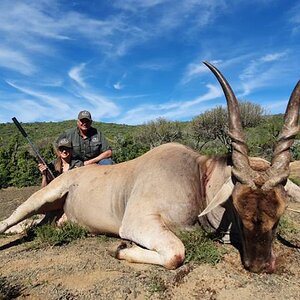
<box><xmin>233</xmin><ymin>186</ymin><xmax>285</xmax><ymax>232</ymax></box>
<box><xmin>247</xmin><ymin>189</ymin><xmax>279</xmax><ymax>218</ymax></box>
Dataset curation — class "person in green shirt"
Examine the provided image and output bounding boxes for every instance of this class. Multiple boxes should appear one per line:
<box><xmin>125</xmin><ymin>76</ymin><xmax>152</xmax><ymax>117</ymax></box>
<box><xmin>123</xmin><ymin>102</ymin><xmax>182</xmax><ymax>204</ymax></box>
<box><xmin>58</xmin><ymin>110</ymin><xmax>113</xmax><ymax>166</ymax></box>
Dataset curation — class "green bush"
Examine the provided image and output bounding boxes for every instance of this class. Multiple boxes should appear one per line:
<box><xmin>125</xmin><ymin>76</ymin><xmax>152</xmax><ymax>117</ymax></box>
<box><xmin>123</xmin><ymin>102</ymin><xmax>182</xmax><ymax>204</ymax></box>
<box><xmin>178</xmin><ymin>229</ymin><xmax>223</xmax><ymax>265</ymax></box>
<box><xmin>278</xmin><ymin>216</ymin><xmax>299</xmax><ymax>236</ymax></box>
<box><xmin>33</xmin><ymin>222</ymin><xmax>89</xmax><ymax>247</ymax></box>
<box><xmin>112</xmin><ymin>133</ymin><xmax>149</xmax><ymax>163</ymax></box>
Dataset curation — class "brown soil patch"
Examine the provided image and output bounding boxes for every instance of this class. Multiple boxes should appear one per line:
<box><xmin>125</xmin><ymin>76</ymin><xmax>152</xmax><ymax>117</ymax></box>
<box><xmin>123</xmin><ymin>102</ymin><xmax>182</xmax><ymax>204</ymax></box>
<box><xmin>1</xmin><ymin>187</ymin><xmax>300</xmax><ymax>299</ymax></box>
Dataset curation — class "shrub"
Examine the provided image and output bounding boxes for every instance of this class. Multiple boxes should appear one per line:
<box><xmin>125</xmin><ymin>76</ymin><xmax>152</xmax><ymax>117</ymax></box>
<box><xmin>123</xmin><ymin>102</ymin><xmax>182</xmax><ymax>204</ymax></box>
<box><xmin>278</xmin><ymin>216</ymin><xmax>299</xmax><ymax>236</ymax></box>
<box><xmin>178</xmin><ymin>229</ymin><xmax>223</xmax><ymax>265</ymax></box>
<box><xmin>33</xmin><ymin>222</ymin><xmax>88</xmax><ymax>247</ymax></box>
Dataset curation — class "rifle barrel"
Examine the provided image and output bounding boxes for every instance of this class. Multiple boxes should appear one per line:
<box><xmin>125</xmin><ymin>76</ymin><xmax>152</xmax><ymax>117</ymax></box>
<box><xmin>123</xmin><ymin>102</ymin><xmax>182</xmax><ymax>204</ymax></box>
<box><xmin>12</xmin><ymin>117</ymin><xmax>55</xmax><ymax>180</ymax></box>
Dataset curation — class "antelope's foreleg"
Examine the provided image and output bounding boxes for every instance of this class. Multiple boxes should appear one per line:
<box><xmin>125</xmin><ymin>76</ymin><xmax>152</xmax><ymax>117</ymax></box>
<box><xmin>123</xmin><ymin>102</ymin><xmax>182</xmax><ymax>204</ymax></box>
<box><xmin>0</xmin><ymin>184</ymin><xmax>67</xmax><ymax>234</ymax></box>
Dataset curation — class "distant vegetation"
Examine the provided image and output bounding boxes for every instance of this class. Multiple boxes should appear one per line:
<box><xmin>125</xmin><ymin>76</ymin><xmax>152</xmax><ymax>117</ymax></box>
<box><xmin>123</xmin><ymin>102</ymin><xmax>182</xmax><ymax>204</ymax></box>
<box><xmin>1</xmin><ymin>101</ymin><xmax>300</xmax><ymax>189</ymax></box>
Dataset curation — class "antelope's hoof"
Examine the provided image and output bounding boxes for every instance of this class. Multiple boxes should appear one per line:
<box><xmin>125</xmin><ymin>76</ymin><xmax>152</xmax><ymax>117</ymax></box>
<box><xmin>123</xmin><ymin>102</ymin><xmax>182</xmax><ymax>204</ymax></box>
<box><xmin>0</xmin><ymin>222</ymin><xmax>8</xmax><ymax>234</ymax></box>
<box><xmin>108</xmin><ymin>241</ymin><xmax>129</xmax><ymax>258</ymax></box>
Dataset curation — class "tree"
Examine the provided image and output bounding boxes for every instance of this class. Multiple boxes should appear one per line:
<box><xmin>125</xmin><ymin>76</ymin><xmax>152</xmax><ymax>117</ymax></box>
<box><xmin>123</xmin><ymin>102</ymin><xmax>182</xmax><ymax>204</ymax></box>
<box><xmin>189</xmin><ymin>102</ymin><xmax>265</xmax><ymax>152</ymax></box>
<box><xmin>189</xmin><ymin>106</ymin><xmax>229</xmax><ymax>151</ymax></box>
<box><xmin>135</xmin><ymin>118</ymin><xmax>183</xmax><ymax>148</ymax></box>
<box><xmin>0</xmin><ymin>146</ymin><xmax>11</xmax><ymax>188</ymax></box>
<box><xmin>113</xmin><ymin>133</ymin><xmax>149</xmax><ymax>163</ymax></box>
<box><xmin>239</xmin><ymin>101</ymin><xmax>265</xmax><ymax>128</ymax></box>
<box><xmin>0</xmin><ymin>135</ymin><xmax>21</xmax><ymax>188</ymax></box>
<box><xmin>8</xmin><ymin>149</ymin><xmax>40</xmax><ymax>187</ymax></box>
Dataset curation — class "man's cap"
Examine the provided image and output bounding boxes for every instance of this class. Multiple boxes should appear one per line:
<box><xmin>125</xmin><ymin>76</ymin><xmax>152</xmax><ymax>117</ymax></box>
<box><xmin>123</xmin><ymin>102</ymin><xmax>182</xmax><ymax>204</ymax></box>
<box><xmin>57</xmin><ymin>137</ymin><xmax>72</xmax><ymax>149</ymax></box>
<box><xmin>78</xmin><ymin>110</ymin><xmax>92</xmax><ymax>120</ymax></box>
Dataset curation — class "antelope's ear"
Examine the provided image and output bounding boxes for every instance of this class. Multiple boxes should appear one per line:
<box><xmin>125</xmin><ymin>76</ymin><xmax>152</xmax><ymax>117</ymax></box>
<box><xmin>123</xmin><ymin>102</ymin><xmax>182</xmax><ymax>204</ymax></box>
<box><xmin>198</xmin><ymin>176</ymin><xmax>234</xmax><ymax>217</ymax></box>
<box><xmin>284</xmin><ymin>179</ymin><xmax>300</xmax><ymax>202</ymax></box>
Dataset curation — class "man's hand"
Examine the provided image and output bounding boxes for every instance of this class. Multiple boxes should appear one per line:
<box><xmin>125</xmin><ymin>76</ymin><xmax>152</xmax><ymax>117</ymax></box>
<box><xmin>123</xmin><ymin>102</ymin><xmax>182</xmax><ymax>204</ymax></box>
<box><xmin>84</xmin><ymin>160</ymin><xmax>94</xmax><ymax>166</ymax></box>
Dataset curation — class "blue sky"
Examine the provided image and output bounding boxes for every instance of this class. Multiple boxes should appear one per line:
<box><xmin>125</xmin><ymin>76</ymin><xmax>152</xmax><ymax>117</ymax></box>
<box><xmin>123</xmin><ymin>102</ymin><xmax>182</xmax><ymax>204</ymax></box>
<box><xmin>0</xmin><ymin>0</ymin><xmax>299</xmax><ymax>125</ymax></box>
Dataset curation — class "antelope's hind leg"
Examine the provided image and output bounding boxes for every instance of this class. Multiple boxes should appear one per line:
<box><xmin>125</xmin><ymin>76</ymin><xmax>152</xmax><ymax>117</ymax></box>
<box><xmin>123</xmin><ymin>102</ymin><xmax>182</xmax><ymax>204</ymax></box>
<box><xmin>0</xmin><ymin>185</ymin><xmax>67</xmax><ymax>234</ymax></box>
<box><xmin>116</xmin><ymin>214</ymin><xmax>185</xmax><ymax>269</ymax></box>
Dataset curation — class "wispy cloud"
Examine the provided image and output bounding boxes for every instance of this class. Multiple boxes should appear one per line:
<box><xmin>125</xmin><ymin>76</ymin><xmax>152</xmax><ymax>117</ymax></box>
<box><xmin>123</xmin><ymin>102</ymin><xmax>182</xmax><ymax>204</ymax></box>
<box><xmin>3</xmin><ymin>80</ymin><xmax>120</xmax><ymax>122</ymax></box>
<box><xmin>260</xmin><ymin>52</ymin><xmax>287</xmax><ymax>62</ymax></box>
<box><xmin>137</xmin><ymin>61</ymin><xmax>173</xmax><ymax>71</ymax></box>
<box><xmin>6</xmin><ymin>81</ymin><xmax>70</xmax><ymax>111</ymax></box>
<box><xmin>111</xmin><ymin>0</ymin><xmax>228</xmax><ymax>55</ymax></box>
<box><xmin>287</xmin><ymin>2</ymin><xmax>300</xmax><ymax>35</ymax></box>
<box><xmin>0</xmin><ymin>99</ymin><xmax>54</xmax><ymax>122</ymax></box>
<box><xmin>118</xmin><ymin>83</ymin><xmax>223</xmax><ymax>124</ymax></box>
<box><xmin>263</xmin><ymin>100</ymin><xmax>289</xmax><ymax>115</ymax></box>
<box><xmin>113</xmin><ymin>73</ymin><xmax>127</xmax><ymax>90</ymax></box>
<box><xmin>0</xmin><ymin>0</ymin><xmax>145</xmax><ymax>60</ymax></box>
<box><xmin>113</xmin><ymin>82</ymin><xmax>124</xmax><ymax>90</ymax></box>
<box><xmin>239</xmin><ymin>51</ymin><xmax>288</xmax><ymax>96</ymax></box>
<box><xmin>0</xmin><ymin>48</ymin><xmax>36</xmax><ymax>75</ymax></box>
<box><xmin>241</xmin><ymin>52</ymin><xmax>287</xmax><ymax>80</ymax></box>
<box><xmin>181</xmin><ymin>53</ymin><xmax>258</xmax><ymax>86</ymax></box>
<box><xmin>113</xmin><ymin>0</ymin><xmax>166</xmax><ymax>11</ymax></box>
<box><xmin>68</xmin><ymin>63</ymin><xmax>87</xmax><ymax>88</ymax></box>
<box><xmin>0</xmin><ymin>1</ymin><xmax>71</xmax><ymax>41</ymax></box>
<box><xmin>77</xmin><ymin>91</ymin><xmax>120</xmax><ymax>120</ymax></box>
<box><xmin>0</xmin><ymin>0</ymin><xmax>230</xmax><ymax>70</ymax></box>
<box><xmin>181</xmin><ymin>60</ymin><xmax>222</xmax><ymax>85</ymax></box>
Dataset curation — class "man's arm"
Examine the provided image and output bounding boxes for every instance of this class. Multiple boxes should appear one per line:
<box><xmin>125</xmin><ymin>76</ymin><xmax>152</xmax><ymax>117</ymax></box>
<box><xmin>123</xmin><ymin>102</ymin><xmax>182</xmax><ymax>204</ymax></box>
<box><xmin>84</xmin><ymin>149</ymin><xmax>112</xmax><ymax>165</ymax></box>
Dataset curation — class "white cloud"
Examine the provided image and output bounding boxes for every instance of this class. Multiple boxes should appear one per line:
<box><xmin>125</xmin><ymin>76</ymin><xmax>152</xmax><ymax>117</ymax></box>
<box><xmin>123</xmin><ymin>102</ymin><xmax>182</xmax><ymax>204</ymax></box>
<box><xmin>181</xmin><ymin>53</ymin><xmax>258</xmax><ymax>86</ymax></box>
<box><xmin>181</xmin><ymin>63</ymin><xmax>208</xmax><ymax>85</ymax></box>
<box><xmin>137</xmin><ymin>61</ymin><xmax>173</xmax><ymax>71</ymax></box>
<box><xmin>76</xmin><ymin>91</ymin><xmax>120</xmax><ymax>120</ymax></box>
<box><xmin>287</xmin><ymin>2</ymin><xmax>300</xmax><ymax>34</ymax></box>
<box><xmin>181</xmin><ymin>84</ymin><xmax>223</xmax><ymax>108</ymax></box>
<box><xmin>263</xmin><ymin>100</ymin><xmax>288</xmax><ymax>114</ymax></box>
<box><xmin>0</xmin><ymin>1</ymin><xmax>71</xmax><ymax>43</ymax></box>
<box><xmin>0</xmin><ymin>0</ymin><xmax>230</xmax><ymax>66</ymax></box>
<box><xmin>68</xmin><ymin>63</ymin><xmax>87</xmax><ymax>88</ymax></box>
<box><xmin>113</xmin><ymin>73</ymin><xmax>127</xmax><ymax>90</ymax></box>
<box><xmin>1</xmin><ymin>80</ymin><xmax>121</xmax><ymax>123</ymax></box>
<box><xmin>5</xmin><ymin>81</ymin><xmax>70</xmax><ymax>111</ymax></box>
<box><xmin>0</xmin><ymin>99</ymin><xmax>53</xmax><ymax>122</ymax></box>
<box><xmin>113</xmin><ymin>82</ymin><xmax>124</xmax><ymax>90</ymax></box>
<box><xmin>239</xmin><ymin>52</ymin><xmax>288</xmax><ymax>96</ymax></box>
<box><xmin>118</xmin><ymin>83</ymin><xmax>223</xmax><ymax>124</ymax></box>
<box><xmin>113</xmin><ymin>0</ymin><xmax>166</xmax><ymax>11</ymax></box>
<box><xmin>260</xmin><ymin>52</ymin><xmax>287</xmax><ymax>62</ymax></box>
<box><xmin>0</xmin><ymin>48</ymin><xmax>36</xmax><ymax>75</ymax></box>
<box><xmin>0</xmin><ymin>1</ymin><xmax>142</xmax><ymax>59</ymax></box>
<box><xmin>184</xmin><ymin>59</ymin><xmax>218</xmax><ymax>83</ymax></box>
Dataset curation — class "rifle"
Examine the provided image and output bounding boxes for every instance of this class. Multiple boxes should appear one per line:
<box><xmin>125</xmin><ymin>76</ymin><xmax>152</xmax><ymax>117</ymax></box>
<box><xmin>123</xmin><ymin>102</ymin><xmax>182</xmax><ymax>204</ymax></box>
<box><xmin>12</xmin><ymin>117</ymin><xmax>55</xmax><ymax>180</ymax></box>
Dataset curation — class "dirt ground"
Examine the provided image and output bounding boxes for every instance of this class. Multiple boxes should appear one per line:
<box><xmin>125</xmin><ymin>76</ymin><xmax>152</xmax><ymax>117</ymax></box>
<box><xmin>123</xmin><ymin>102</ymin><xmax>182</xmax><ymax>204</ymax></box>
<box><xmin>1</xmin><ymin>186</ymin><xmax>300</xmax><ymax>300</ymax></box>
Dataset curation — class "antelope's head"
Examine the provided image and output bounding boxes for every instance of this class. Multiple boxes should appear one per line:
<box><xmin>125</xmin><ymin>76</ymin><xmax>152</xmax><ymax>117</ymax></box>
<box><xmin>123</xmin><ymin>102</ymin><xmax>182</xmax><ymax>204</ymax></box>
<box><xmin>205</xmin><ymin>61</ymin><xmax>300</xmax><ymax>273</ymax></box>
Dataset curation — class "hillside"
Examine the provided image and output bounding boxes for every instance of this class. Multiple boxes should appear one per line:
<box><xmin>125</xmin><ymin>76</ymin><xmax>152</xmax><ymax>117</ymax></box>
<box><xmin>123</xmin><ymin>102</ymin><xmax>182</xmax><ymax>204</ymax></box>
<box><xmin>0</xmin><ymin>120</ymin><xmax>140</xmax><ymax>147</ymax></box>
